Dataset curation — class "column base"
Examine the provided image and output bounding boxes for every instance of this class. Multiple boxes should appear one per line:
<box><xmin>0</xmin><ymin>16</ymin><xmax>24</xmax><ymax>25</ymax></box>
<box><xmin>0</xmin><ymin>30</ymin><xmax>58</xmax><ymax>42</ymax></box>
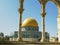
<box><xmin>17</xmin><ymin>38</ymin><xmax>23</xmax><ymax>42</ymax></box>
<box><xmin>40</xmin><ymin>39</ymin><xmax>47</xmax><ymax>42</ymax></box>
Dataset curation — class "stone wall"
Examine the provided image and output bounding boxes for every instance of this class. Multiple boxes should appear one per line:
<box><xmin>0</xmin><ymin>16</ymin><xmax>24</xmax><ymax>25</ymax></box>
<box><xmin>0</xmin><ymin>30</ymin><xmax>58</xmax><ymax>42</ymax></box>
<box><xmin>0</xmin><ymin>41</ymin><xmax>60</xmax><ymax>45</ymax></box>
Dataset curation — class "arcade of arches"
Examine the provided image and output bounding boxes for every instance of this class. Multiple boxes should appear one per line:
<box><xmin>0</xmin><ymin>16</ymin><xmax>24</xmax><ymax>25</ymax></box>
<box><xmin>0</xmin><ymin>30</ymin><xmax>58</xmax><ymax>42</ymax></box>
<box><xmin>18</xmin><ymin>0</ymin><xmax>60</xmax><ymax>42</ymax></box>
<box><xmin>37</xmin><ymin>0</ymin><xmax>60</xmax><ymax>42</ymax></box>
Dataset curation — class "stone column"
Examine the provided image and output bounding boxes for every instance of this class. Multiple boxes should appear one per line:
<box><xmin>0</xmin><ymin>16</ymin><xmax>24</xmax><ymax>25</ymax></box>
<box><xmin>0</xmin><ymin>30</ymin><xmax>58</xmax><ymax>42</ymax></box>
<box><xmin>41</xmin><ymin>5</ymin><xmax>46</xmax><ymax>42</ymax></box>
<box><xmin>38</xmin><ymin>0</ymin><xmax>47</xmax><ymax>42</ymax></box>
<box><xmin>17</xmin><ymin>0</ymin><xmax>24</xmax><ymax>41</ymax></box>
<box><xmin>57</xmin><ymin>7</ymin><xmax>60</xmax><ymax>42</ymax></box>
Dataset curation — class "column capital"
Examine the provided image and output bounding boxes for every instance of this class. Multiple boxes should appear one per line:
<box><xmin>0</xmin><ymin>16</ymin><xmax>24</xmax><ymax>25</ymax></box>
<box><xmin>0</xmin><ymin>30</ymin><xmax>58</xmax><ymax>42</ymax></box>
<box><xmin>41</xmin><ymin>12</ymin><xmax>46</xmax><ymax>17</ymax></box>
<box><xmin>18</xmin><ymin>8</ymin><xmax>24</xmax><ymax>15</ymax></box>
<box><xmin>40</xmin><ymin>4</ymin><xmax>46</xmax><ymax>17</ymax></box>
<box><xmin>38</xmin><ymin>0</ymin><xmax>46</xmax><ymax>17</ymax></box>
<box><xmin>38</xmin><ymin>0</ymin><xmax>48</xmax><ymax>5</ymax></box>
<box><xmin>18</xmin><ymin>0</ymin><xmax>24</xmax><ymax>15</ymax></box>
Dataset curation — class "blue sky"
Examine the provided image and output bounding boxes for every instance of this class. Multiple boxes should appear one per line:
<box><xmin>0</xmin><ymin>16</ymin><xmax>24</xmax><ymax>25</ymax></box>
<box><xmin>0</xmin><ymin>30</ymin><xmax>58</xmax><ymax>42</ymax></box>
<box><xmin>0</xmin><ymin>0</ymin><xmax>58</xmax><ymax>37</ymax></box>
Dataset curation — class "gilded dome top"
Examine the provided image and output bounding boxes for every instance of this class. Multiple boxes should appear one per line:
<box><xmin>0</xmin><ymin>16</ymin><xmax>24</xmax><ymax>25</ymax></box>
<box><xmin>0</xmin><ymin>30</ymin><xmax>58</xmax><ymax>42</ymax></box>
<box><xmin>22</xmin><ymin>17</ymin><xmax>38</xmax><ymax>27</ymax></box>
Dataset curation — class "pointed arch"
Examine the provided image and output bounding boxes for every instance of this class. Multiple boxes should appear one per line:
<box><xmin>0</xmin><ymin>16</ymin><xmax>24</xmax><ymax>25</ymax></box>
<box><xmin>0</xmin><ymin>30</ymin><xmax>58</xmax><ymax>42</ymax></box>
<box><xmin>45</xmin><ymin>1</ymin><xmax>58</xmax><ymax>37</ymax></box>
<box><xmin>46</xmin><ymin>0</ymin><xmax>58</xmax><ymax>9</ymax></box>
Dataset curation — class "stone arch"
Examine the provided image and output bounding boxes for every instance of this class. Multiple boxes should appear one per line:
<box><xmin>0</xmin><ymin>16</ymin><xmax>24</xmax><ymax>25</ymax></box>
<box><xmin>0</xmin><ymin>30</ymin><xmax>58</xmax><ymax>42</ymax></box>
<box><xmin>46</xmin><ymin>0</ymin><xmax>60</xmax><ymax>17</ymax></box>
<box><xmin>38</xmin><ymin>0</ymin><xmax>60</xmax><ymax>42</ymax></box>
<box><xmin>46</xmin><ymin>0</ymin><xmax>58</xmax><ymax>9</ymax></box>
<box><xmin>45</xmin><ymin>0</ymin><xmax>60</xmax><ymax>42</ymax></box>
<box><xmin>52</xmin><ymin>0</ymin><xmax>59</xmax><ymax>8</ymax></box>
<box><xmin>45</xmin><ymin>0</ymin><xmax>58</xmax><ymax>14</ymax></box>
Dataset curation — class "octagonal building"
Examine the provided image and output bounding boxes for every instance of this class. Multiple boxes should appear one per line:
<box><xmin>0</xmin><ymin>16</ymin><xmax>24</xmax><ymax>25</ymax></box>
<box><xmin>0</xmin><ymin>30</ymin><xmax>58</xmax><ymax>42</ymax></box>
<box><xmin>10</xmin><ymin>17</ymin><xmax>49</xmax><ymax>42</ymax></box>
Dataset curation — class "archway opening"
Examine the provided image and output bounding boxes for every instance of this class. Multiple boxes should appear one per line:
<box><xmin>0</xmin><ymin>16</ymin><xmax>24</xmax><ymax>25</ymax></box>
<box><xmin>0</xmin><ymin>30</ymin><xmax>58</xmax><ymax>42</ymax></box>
<box><xmin>45</xmin><ymin>1</ymin><xmax>58</xmax><ymax>38</ymax></box>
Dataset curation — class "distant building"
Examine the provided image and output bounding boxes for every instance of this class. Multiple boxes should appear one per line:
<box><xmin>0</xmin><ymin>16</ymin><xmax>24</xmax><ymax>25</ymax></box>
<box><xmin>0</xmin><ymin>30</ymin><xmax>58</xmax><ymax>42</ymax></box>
<box><xmin>50</xmin><ymin>37</ymin><xmax>58</xmax><ymax>42</ymax></box>
<box><xmin>0</xmin><ymin>32</ymin><xmax>4</xmax><ymax>41</ymax></box>
<box><xmin>9</xmin><ymin>18</ymin><xmax>49</xmax><ymax>42</ymax></box>
<box><xmin>0</xmin><ymin>32</ymin><xmax>4</xmax><ymax>38</ymax></box>
<box><xmin>4</xmin><ymin>35</ymin><xmax>10</xmax><ymax>41</ymax></box>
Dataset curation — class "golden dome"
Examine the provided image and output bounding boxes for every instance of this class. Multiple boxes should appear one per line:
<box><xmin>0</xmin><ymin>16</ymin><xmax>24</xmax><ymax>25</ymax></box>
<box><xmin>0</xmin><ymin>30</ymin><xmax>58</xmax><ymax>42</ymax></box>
<box><xmin>22</xmin><ymin>17</ymin><xmax>38</xmax><ymax>27</ymax></box>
